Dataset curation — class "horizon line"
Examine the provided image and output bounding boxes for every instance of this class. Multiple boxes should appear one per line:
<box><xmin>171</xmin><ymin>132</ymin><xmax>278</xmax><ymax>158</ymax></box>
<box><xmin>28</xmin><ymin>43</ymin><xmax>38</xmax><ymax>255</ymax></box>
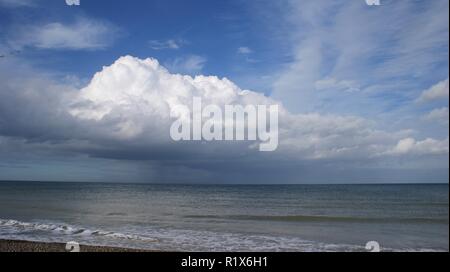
<box><xmin>0</xmin><ymin>180</ymin><xmax>448</xmax><ymax>186</ymax></box>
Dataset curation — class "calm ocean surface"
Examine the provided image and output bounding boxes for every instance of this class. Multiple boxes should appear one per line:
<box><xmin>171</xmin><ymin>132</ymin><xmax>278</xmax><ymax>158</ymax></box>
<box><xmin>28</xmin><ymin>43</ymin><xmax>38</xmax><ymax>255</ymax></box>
<box><xmin>0</xmin><ymin>182</ymin><xmax>448</xmax><ymax>251</ymax></box>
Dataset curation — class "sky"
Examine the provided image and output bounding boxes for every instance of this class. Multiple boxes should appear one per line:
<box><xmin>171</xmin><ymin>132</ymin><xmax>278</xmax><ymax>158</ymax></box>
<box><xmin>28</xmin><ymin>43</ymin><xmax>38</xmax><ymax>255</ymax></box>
<box><xmin>0</xmin><ymin>0</ymin><xmax>448</xmax><ymax>183</ymax></box>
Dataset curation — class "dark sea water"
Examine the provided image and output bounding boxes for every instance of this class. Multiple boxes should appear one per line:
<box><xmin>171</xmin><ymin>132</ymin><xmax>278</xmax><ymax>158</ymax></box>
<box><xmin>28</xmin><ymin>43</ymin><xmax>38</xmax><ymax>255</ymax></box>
<box><xmin>0</xmin><ymin>181</ymin><xmax>448</xmax><ymax>251</ymax></box>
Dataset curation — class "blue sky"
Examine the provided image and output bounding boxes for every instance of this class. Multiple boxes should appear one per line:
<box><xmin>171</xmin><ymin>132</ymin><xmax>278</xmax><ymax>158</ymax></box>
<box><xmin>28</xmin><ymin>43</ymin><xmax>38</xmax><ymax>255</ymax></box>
<box><xmin>0</xmin><ymin>0</ymin><xmax>284</xmax><ymax>94</ymax></box>
<box><xmin>0</xmin><ymin>0</ymin><xmax>448</xmax><ymax>183</ymax></box>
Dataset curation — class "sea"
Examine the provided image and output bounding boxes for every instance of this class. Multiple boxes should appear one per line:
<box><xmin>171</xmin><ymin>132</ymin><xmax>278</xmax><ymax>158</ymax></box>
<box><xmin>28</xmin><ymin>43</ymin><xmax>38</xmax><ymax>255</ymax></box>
<box><xmin>0</xmin><ymin>181</ymin><xmax>448</xmax><ymax>252</ymax></box>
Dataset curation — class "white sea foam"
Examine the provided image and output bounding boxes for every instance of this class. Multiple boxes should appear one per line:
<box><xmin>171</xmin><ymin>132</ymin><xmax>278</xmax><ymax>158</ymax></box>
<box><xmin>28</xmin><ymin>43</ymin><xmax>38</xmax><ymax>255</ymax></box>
<box><xmin>1</xmin><ymin>218</ymin><xmax>443</xmax><ymax>252</ymax></box>
<box><xmin>0</xmin><ymin>219</ymin><xmax>156</xmax><ymax>243</ymax></box>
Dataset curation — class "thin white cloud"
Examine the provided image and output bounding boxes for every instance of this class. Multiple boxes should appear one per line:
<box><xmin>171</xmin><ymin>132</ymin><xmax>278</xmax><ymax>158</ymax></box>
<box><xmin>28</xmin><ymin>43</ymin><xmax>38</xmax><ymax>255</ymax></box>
<box><xmin>0</xmin><ymin>0</ymin><xmax>34</xmax><ymax>7</ymax></box>
<box><xmin>422</xmin><ymin>107</ymin><xmax>449</xmax><ymax>125</ymax></box>
<box><xmin>237</xmin><ymin>47</ymin><xmax>252</xmax><ymax>54</ymax></box>
<box><xmin>148</xmin><ymin>39</ymin><xmax>185</xmax><ymax>50</ymax></box>
<box><xmin>315</xmin><ymin>77</ymin><xmax>360</xmax><ymax>93</ymax></box>
<box><xmin>9</xmin><ymin>17</ymin><xmax>119</xmax><ymax>50</ymax></box>
<box><xmin>386</xmin><ymin>137</ymin><xmax>449</xmax><ymax>156</ymax></box>
<box><xmin>164</xmin><ymin>55</ymin><xmax>207</xmax><ymax>75</ymax></box>
<box><xmin>417</xmin><ymin>78</ymin><xmax>449</xmax><ymax>103</ymax></box>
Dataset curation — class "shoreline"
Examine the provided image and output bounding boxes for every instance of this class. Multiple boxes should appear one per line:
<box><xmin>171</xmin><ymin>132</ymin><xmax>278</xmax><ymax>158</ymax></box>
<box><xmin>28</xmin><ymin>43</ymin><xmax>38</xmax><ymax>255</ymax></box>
<box><xmin>0</xmin><ymin>239</ymin><xmax>154</xmax><ymax>252</ymax></box>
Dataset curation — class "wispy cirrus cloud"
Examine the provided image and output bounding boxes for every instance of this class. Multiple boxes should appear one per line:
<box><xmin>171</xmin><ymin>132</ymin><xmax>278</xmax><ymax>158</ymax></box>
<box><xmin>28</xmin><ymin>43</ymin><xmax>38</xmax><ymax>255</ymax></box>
<box><xmin>164</xmin><ymin>55</ymin><xmax>207</xmax><ymax>75</ymax></box>
<box><xmin>8</xmin><ymin>17</ymin><xmax>120</xmax><ymax>50</ymax></box>
<box><xmin>148</xmin><ymin>39</ymin><xmax>186</xmax><ymax>50</ymax></box>
<box><xmin>271</xmin><ymin>0</ymin><xmax>449</xmax><ymax>116</ymax></box>
<box><xmin>0</xmin><ymin>0</ymin><xmax>34</xmax><ymax>8</ymax></box>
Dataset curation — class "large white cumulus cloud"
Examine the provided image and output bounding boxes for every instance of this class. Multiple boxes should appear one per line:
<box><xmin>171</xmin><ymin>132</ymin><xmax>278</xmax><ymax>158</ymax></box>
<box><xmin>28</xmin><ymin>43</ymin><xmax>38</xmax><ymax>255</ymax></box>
<box><xmin>66</xmin><ymin>56</ymin><xmax>448</xmax><ymax>161</ymax></box>
<box><xmin>0</xmin><ymin>55</ymin><xmax>448</xmax><ymax>183</ymax></box>
<box><xmin>70</xmin><ymin>56</ymin><xmax>277</xmax><ymax>143</ymax></box>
